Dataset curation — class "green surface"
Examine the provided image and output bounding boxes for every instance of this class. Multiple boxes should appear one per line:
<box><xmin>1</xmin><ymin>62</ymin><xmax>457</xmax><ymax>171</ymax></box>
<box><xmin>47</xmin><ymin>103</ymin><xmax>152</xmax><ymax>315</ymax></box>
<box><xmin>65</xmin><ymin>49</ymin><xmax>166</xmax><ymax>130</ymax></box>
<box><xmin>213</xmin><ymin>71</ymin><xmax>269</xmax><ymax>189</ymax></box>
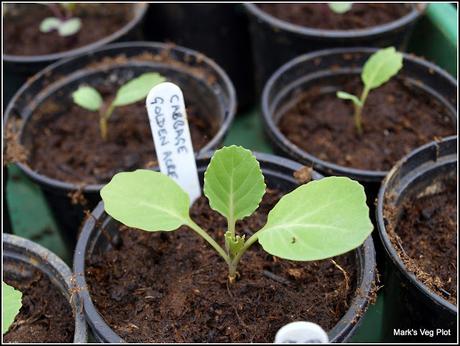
<box><xmin>408</xmin><ymin>3</ymin><xmax>458</xmax><ymax>76</ymax></box>
<box><xmin>6</xmin><ymin>164</ymin><xmax>68</xmax><ymax>262</ymax></box>
<box><xmin>4</xmin><ymin>3</ymin><xmax>456</xmax><ymax>342</ymax></box>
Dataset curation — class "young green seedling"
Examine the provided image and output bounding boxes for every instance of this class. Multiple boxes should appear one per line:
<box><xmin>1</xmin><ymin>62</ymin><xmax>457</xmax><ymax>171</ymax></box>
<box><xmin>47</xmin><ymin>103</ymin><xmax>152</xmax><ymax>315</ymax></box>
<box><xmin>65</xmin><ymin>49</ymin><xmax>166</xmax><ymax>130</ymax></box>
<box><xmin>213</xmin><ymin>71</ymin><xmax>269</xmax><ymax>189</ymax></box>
<box><xmin>72</xmin><ymin>72</ymin><xmax>166</xmax><ymax>140</ymax></box>
<box><xmin>328</xmin><ymin>2</ymin><xmax>352</xmax><ymax>14</ymax></box>
<box><xmin>336</xmin><ymin>47</ymin><xmax>403</xmax><ymax>134</ymax></box>
<box><xmin>101</xmin><ymin>145</ymin><xmax>373</xmax><ymax>283</ymax></box>
<box><xmin>40</xmin><ymin>3</ymin><xmax>82</xmax><ymax>37</ymax></box>
<box><xmin>2</xmin><ymin>281</ymin><xmax>22</xmax><ymax>334</ymax></box>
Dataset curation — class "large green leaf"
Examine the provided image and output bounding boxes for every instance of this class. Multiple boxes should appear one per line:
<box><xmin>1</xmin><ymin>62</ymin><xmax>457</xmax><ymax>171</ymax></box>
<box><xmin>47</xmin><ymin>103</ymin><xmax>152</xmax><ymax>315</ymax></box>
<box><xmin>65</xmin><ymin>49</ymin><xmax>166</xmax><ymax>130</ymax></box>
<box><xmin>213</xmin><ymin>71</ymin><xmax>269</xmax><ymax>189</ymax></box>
<box><xmin>72</xmin><ymin>86</ymin><xmax>103</xmax><ymax>112</ymax></box>
<box><xmin>100</xmin><ymin>170</ymin><xmax>190</xmax><ymax>232</ymax></box>
<box><xmin>112</xmin><ymin>73</ymin><xmax>166</xmax><ymax>107</ymax></box>
<box><xmin>362</xmin><ymin>47</ymin><xmax>403</xmax><ymax>90</ymax></box>
<box><xmin>2</xmin><ymin>282</ymin><xmax>22</xmax><ymax>334</ymax></box>
<box><xmin>204</xmin><ymin>146</ymin><xmax>266</xmax><ymax>223</ymax></box>
<box><xmin>258</xmin><ymin>177</ymin><xmax>372</xmax><ymax>261</ymax></box>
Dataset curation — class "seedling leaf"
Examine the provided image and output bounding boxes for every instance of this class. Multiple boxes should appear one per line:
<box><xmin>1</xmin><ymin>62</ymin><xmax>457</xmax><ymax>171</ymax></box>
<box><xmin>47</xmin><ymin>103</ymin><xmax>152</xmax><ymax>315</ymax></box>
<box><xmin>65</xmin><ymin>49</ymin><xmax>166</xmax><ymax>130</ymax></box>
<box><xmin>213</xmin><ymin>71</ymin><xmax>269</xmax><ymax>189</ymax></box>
<box><xmin>2</xmin><ymin>282</ymin><xmax>22</xmax><ymax>334</ymax></box>
<box><xmin>258</xmin><ymin>176</ymin><xmax>372</xmax><ymax>261</ymax></box>
<box><xmin>336</xmin><ymin>91</ymin><xmax>363</xmax><ymax>107</ymax></box>
<box><xmin>72</xmin><ymin>86</ymin><xmax>103</xmax><ymax>112</ymax></box>
<box><xmin>328</xmin><ymin>3</ymin><xmax>352</xmax><ymax>14</ymax></box>
<box><xmin>204</xmin><ymin>145</ymin><xmax>266</xmax><ymax>223</ymax></box>
<box><xmin>101</xmin><ymin>170</ymin><xmax>190</xmax><ymax>232</ymax></box>
<box><xmin>40</xmin><ymin>17</ymin><xmax>61</xmax><ymax>33</ymax></box>
<box><xmin>362</xmin><ymin>47</ymin><xmax>403</xmax><ymax>90</ymax></box>
<box><xmin>112</xmin><ymin>73</ymin><xmax>166</xmax><ymax>107</ymax></box>
<box><xmin>225</xmin><ymin>231</ymin><xmax>245</xmax><ymax>258</ymax></box>
<box><xmin>58</xmin><ymin>18</ymin><xmax>82</xmax><ymax>36</ymax></box>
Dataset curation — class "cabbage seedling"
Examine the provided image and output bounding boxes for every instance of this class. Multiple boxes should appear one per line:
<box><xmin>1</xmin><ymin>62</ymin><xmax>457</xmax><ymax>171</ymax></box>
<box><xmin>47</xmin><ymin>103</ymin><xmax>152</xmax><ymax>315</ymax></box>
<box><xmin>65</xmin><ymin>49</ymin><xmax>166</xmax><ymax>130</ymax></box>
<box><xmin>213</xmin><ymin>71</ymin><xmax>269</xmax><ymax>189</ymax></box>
<box><xmin>328</xmin><ymin>2</ymin><xmax>352</xmax><ymax>14</ymax></box>
<box><xmin>72</xmin><ymin>73</ymin><xmax>166</xmax><ymax>140</ymax></box>
<box><xmin>40</xmin><ymin>3</ymin><xmax>82</xmax><ymax>37</ymax></box>
<box><xmin>101</xmin><ymin>145</ymin><xmax>373</xmax><ymax>283</ymax></box>
<box><xmin>2</xmin><ymin>281</ymin><xmax>22</xmax><ymax>334</ymax></box>
<box><xmin>336</xmin><ymin>47</ymin><xmax>403</xmax><ymax>134</ymax></box>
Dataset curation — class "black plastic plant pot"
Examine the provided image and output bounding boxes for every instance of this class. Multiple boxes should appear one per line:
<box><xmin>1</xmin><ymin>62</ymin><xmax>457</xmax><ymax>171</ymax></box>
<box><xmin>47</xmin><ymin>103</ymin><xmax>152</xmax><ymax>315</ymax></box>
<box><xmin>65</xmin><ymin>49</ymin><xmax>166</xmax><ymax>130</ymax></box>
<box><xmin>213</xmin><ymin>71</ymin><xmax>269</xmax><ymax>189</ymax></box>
<box><xmin>3</xmin><ymin>3</ymin><xmax>147</xmax><ymax>106</ymax></box>
<box><xmin>261</xmin><ymin>47</ymin><xmax>457</xmax><ymax>201</ymax></box>
<box><xmin>243</xmin><ymin>3</ymin><xmax>425</xmax><ymax>92</ymax></box>
<box><xmin>3</xmin><ymin>233</ymin><xmax>87</xmax><ymax>343</ymax></box>
<box><xmin>4</xmin><ymin>41</ymin><xmax>236</xmax><ymax>251</ymax></box>
<box><xmin>73</xmin><ymin>152</ymin><xmax>376</xmax><ymax>343</ymax></box>
<box><xmin>145</xmin><ymin>3</ymin><xmax>255</xmax><ymax>110</ymax></box>
<box><xmin>376</xmin><ymin>136</ymin><xmax>457</xmax><ymax>342</ymax></box>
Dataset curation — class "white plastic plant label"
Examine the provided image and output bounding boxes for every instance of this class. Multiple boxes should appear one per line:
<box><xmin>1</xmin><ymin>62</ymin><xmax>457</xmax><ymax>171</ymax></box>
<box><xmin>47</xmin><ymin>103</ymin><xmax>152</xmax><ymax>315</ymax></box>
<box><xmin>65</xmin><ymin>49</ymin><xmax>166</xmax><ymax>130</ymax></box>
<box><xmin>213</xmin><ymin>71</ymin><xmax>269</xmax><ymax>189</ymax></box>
<box><xmin>146</xmin><ymin>82</ymin><xmax>201</xmax><ymax>204</ymax></box>
<box><xmin>274</xmin><ymin>321</ymin><xmax>329</xmax><ymax>343</ymax></box>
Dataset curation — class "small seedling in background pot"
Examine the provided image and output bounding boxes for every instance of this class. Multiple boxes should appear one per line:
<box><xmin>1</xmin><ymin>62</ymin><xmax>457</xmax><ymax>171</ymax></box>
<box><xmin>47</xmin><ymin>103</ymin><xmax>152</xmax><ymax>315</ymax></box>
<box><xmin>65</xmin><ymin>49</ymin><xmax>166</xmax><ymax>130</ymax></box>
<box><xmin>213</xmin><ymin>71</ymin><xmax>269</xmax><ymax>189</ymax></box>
<box><xmin>72</xmin><ymin>73</ymin><xmax>166</xmax><ymax>140</ymax></box>
<box><xmin>336</xmin><ymin>47</ymin><xmax>403</xmax><ymax>134</ymax></box>
<box><xmin>2</xmin><ymin>281</ymin><xmax>22</xmax><ymax>334</ymax></box>
<box><xmin>40</xmin><ymin>3</ymin><xmax>82</xmax><ymax>37</ymax></box>
<box><xmin>328</xmin><ymin>2</ymin><xmax>352</xmax><ymax>14</ymax></box>
<box><xmin>101</xmin><ymin>145</ymin><xmax>373</xmax><ymax>283</ymax></box>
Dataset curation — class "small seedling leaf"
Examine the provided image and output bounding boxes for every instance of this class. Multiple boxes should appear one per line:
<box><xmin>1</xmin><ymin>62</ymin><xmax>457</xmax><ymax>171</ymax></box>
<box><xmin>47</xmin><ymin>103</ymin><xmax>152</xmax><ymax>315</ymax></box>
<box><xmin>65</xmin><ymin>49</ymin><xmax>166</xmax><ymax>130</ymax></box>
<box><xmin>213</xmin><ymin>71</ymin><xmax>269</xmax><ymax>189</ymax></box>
<box><xmin>112</xmin><ymin>73</ymin><xmax>166</xmax><ymax>107</ymax></box>
<box><xmin>328</xmin><ymin>2</ymin><xmax>352</xmax><ymax>14</ymax></box>
<box><xmin>101</xmin><ymin>170</ymin><xmax>190</xmax><ymax>232</ymax></box>
<box><xmin>72</xmin><ymin>86</ymin><xmax>103</xmax><ymax>112</ymax></box>
<box><xmin>258</xmin><ymin>177</ymin><xmax>372</xmax><ymax>261</ymax></box>
<box><xmin>204</xmin><ymin>146</ymin><xmax>266</xmax><ymax>222</ymax></box>
<box><xmin>225</xmin><ymin>231</ymin><xmax>245</xmax><ymax>258</ymax></box>
<box><xmin>362</xmin><ymin>47</ymin><xmax>403</xmax><ymax>90</ymax></box>
<box><xmin>39</xmin><ymin>17</ymin><xmax>61</xmax><ymax>33</ymax></box>
<box><xmin>2</xmin><ymin>282</ymin><xmax>22</xmax><ymax>334</ymax></box>
<box><xmin>58</xmin><ymin>18</ymin><xmax>82</xmax><ymax>37</ymax></box>
<box><xmin>336</xmin><ymin>91</ymin><xmax>363</xmax><ymax>107</ymax></box>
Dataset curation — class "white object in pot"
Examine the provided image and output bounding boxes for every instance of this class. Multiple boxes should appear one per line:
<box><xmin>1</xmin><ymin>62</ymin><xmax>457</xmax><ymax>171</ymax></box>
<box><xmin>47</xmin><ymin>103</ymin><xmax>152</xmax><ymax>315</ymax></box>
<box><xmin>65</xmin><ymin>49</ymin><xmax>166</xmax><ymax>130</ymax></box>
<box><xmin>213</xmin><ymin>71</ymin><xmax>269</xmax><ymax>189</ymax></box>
<box><xmin>146</xmin><ymin>82</ymin><xmax>201</xmax><ymax>204</ymax></box>
<box><xmin>274</xmin><ymin>321</ymin><xmax>329</xmax><ymax>343</ymax></box>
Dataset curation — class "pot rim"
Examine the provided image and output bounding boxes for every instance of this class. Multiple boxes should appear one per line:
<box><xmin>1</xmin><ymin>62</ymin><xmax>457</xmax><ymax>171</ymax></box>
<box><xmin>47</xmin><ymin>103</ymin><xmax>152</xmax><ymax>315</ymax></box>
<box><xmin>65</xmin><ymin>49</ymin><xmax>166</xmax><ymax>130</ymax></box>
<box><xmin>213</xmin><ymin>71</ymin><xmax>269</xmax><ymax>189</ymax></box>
<box><xmin>243</xmin><ymin>3</ymin><xmax>424</xmax><ymax>39</ymax></box>
<box><xmin>73</xmin><ymin>151</ymin><xmax>376</xmax><ymax>343</ymax></box>
<box><xmin>261</xmin><ymin>46</ymin><xmax>457</xmax><ymax>183</ymax></box>
<box><xmin>6</xmin><ymin>41</ymin><xmax>236</xmax><ymax>194</ymax></box>
<box><xmin>3</xmin><ymin>3</ymin><xmax>148</xmax><ymax>63</ymax></box>
<box><xmin>3</xmin><ymin>233</ymin><xmax>87</xmax><ymax>343</ymax></box>
<box><xmin>376</xmin><ymin>135</ymin><xmax>458</xmax><ymax>314</ymax></box>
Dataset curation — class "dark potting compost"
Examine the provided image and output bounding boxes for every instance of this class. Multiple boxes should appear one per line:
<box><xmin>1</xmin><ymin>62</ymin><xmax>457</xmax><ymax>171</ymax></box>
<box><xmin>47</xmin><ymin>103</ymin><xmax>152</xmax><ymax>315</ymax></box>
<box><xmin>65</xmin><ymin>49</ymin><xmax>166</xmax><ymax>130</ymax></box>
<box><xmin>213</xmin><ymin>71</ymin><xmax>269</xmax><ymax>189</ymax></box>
<box><xmin>3</xmin><ymin>267</ymin><xmax>74</xmax><ymax>343</ymax></box>
<box><xmin>278</xmin><ymin>76</ymin><xmax>455</xmax><ymax>171</ymax></box>
<box><xmin>86</xmin><ymin>189</ymin><xmax>358</xmax><ymax>343</ymax></box>
<box><xmin>3</xmin><ymin>4</ymin><xmax>132</xmax><ymax>56</ymax></box>
<box><xmin>388</xmin><ymin>176</ymin><xmax>457</xmax><ymax>305</ymax></box>
<box><xmin>258</xmin><ymin>3</ymin><xmax>411</xmax><ymax>30</ymax></box>
<box><xmin>23</xmin><ymin>82</ymin><xmax>217</xmax><ymax>185</ymax></box>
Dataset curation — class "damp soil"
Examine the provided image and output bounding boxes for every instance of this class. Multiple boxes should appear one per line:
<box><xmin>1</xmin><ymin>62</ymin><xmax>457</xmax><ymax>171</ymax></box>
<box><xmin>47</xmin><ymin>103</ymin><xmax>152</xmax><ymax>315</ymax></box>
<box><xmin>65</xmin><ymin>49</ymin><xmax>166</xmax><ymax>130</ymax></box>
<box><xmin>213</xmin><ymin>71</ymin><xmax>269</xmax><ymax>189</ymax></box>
<box><xmin>388</xmin><ymin>176</ymin><xmax>457</xmax><ymax>305</ymax></box>
<box><xmin>278</xmin><ymin>76</ymin><xmax>455</xmax><ymax>171</ymax></box>
<box><xmin>258</xmin><ymin>3</ymin><xmax>411</xmax><ymax>30</ymax></box>
<box><xmin>86</xmin><ymin>189</ymin><xmax>360</xmax><ymax>343</ymax></box>
<box><xmin>4</xmin><ymin>3</ymin><xmax>133</xmax><ymax>56</ymax></box>
<box><xmin>3</xmin><ymin>265</ymin><xmax>74</xmax><ymax>343</ymax></box>
<box><xmin>23</xmin><ymin>82</ymin><xmax>217</xmax><ymax>185</ymax></box>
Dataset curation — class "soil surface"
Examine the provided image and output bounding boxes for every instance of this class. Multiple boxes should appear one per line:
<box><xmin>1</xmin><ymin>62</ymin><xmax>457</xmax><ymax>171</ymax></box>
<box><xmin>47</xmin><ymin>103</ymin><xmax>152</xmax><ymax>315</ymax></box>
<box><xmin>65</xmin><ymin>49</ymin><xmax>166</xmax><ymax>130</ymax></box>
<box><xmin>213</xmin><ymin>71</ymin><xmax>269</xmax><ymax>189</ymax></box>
<box><xmin>4</xmin><ymin>3</ymin><xmax>133</xmax><ymax>56</ymax></box>
<box><xmin>278</xmin><ymin>76</ymin><xmax>455</xmax><ymax>171</ymax></box>
<box><xmin>86</xmin><ymin>189</ymin><xmax>360</xmax><ymax>342</ymax></box>
<box><xmin>24</xmin><ymin>82</ymin><xmax>216</xmax><ymax>185</ymax></box>
<box><xmin>3</xmin><ymin>265</ymin><xmax>74</xmax><ymax>342</ymax></box>
<box><xmin>258</xmin><ymin>3</ymin><xmax>411</xmax><ymax>30</ymax></box>
<box><xmin>390</xmin><ymin>176</ymin><xmax>457</xmax><ymax>305</ymax></box>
